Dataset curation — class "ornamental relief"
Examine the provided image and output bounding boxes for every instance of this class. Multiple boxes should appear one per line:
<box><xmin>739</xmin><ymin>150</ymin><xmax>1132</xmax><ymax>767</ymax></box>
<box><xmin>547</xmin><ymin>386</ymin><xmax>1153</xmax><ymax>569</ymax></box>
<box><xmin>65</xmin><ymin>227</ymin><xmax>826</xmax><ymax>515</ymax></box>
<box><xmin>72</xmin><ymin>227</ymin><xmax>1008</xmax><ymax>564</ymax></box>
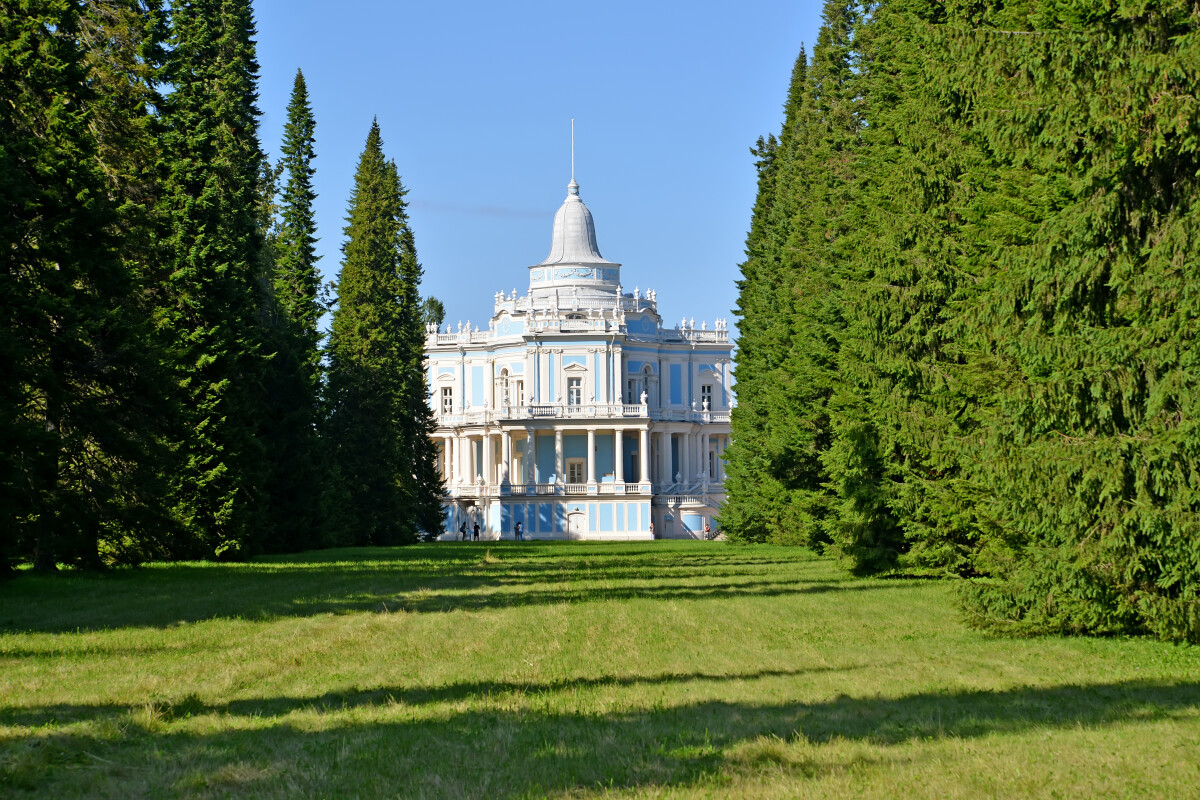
<box><xmin>551</xmin><ymin>268</ymin><xmax>597</xmax><ymax>280</ymax></box>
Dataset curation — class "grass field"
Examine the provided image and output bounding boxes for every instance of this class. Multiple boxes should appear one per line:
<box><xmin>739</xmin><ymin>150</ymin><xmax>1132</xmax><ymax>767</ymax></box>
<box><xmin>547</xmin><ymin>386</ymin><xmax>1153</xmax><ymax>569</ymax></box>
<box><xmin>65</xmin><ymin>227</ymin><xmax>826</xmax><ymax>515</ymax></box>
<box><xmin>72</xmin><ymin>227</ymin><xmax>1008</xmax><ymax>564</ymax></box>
<box><xmin>2</xmin><ymin>541</ymin><xmax>1198</xmax><ymax>799</ymax></box>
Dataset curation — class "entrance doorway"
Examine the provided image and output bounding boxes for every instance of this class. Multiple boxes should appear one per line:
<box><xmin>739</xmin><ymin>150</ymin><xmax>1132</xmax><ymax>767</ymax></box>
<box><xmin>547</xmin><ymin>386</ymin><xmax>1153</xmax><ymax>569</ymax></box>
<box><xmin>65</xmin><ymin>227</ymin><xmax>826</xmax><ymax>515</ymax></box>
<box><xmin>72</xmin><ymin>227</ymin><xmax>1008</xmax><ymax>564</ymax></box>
<box><xmin>567</xmin><ymin>511</ymin><xmax>586</xmax><ymax>539</ymax></box>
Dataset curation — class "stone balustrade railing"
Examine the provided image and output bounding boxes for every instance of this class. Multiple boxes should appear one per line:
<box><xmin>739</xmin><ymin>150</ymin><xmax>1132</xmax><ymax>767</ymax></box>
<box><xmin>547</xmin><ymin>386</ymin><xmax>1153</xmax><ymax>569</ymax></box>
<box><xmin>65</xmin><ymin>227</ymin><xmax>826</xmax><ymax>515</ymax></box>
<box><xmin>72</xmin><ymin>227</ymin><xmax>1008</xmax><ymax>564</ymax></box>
<box><xmin>447</xmin><ymin>481</ymin><xmax>669</xmax><ymax>498</ymax></box>
<box><xmin>433</xmin><ymin>404</ymin><xmax>730</xmax><ymax>427</ymax></box>
<box><xmin>445</xmin><ymin>481</ymin><xmax>722</xmax><ymax>500</ymax></box>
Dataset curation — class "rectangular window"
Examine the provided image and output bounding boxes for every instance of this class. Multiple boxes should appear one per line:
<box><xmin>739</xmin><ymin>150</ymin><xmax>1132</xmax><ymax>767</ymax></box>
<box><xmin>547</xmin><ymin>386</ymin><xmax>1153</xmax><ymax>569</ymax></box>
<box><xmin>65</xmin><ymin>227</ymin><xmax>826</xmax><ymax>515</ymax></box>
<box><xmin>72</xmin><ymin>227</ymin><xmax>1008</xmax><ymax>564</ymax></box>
<box><xmin>701</xmin><ymin>384</ymin><xmax>713</xmax><ymax>410</ymax></box>
<box><xmin>440</xmin><ymin>386</ymin><xmax>453</xmax><ymax>414</ymax></box>
<box><xmin>568</xmin><ymin>377</ymin><xmax>583</xmax><ymax>406</ymax></box>
<box><xmin>627</xmin><ymin>378</ymin><xmax>637</xmax><ymax>403</ymax></box>
<box><xmin>566</xmin><ymin>459</ymin><xmax>585</xmax><ymax>484</ymax></box>
<box><xmin>513</xmin><ymin>380</ymin><xmax>524</xmax><ymax>407</ymax></box>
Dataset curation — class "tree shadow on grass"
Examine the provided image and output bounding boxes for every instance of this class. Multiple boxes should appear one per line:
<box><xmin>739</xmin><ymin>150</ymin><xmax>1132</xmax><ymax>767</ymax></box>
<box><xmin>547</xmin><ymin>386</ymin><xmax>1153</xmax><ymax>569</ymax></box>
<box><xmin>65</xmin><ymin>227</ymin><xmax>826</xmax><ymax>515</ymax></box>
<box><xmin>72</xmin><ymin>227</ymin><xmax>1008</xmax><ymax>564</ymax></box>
<box><xmin>0</xmin><ymin>574</ymin><xmax>908</xmax><ymax>634</ymax></box>
<box><xmin>3</xmin><ymin>678</ymin><xmax>1197</xmax><ymax>798</ymax></box>
<box><xmin>0</xmin><ymin>546</ymin><xmax>881</xmax><ymax>634</ymax></box>
<box><xmin>0</xmin><ymin>664</ymin><xmax>863</xmax><ymax>727</ymax></box>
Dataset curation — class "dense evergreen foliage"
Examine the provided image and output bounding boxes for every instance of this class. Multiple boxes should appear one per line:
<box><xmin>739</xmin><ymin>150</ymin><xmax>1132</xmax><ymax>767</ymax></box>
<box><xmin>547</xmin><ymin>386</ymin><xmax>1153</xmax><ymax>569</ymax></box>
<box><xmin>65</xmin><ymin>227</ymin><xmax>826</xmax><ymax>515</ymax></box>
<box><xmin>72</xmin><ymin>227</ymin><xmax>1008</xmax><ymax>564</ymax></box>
<box><xmin>1</xmin><ymin>0</ymin><xmax>170</xmax><ymax>571</ymax></box>
<box><xmin>324</xmin><ymin>121</ymin><xmax>443</xmax><ymax>546</ymax></box>
<box><xmin>726</xmin><ymin>0</ymin><xmax>1200</xmax><ymax>641</ymax></box>
<box><xmin>257</xmin><ymin>68</ymin><xmax>323</xmax><ymax>553</ymax></box>
<box><xmin>154</xmin><ymin>0</ymin><xmax>274</xmax><ymax>557</ymax></box>
<box><xmin>2</xmin><ymin>1</ymin><xmax>446</xmax><ymax>571</ymax></box>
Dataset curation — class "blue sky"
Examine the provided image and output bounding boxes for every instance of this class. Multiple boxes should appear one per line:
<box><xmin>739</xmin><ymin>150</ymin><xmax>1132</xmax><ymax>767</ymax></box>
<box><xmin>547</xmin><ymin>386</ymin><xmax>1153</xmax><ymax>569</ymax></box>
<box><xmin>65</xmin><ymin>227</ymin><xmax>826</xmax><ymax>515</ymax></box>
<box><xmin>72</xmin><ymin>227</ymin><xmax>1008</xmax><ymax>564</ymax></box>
<box><xmin>253</xmin><ymin>1</ymin><xmax>823</xmax><ymax>333</ymax></box>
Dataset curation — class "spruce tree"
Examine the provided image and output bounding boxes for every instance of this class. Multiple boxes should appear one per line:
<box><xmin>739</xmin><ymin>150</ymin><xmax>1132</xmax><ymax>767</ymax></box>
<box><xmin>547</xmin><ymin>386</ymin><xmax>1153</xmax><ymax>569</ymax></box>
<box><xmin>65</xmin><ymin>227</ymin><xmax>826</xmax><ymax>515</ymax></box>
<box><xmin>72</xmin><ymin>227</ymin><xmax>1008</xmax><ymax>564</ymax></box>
<box><xmin>275</xmin><ymin>69</ymin><xmax>321</xmax><ymax>373</ymax></box>
<box><xmin>0</xmin><ymin>0</ymin><xmax>168</xmax><ymax>570</ymax></box>
<box><xmin>938</xmin><ymin>0</ymin><xmax>1200</xmax><ymax>640</ymax></box>
<box><xmin>155</xmin><ymin>0</ymin><xmax>270</xmax><ymax>558</ymax></box>
<box><xmin>822</xmin><ymin>0</ymin><xmax>993</xmax><ymax>576</ymax></box>
<box><xmin>325</xmin><ymin>121</ymin><xmax>443</xmax><ymax>545</ymax></box>
<box><xmin>724</xmin><ymin>44</ymin><xmax>843</xmax><ymax>547</ymax></box>
<box><xmin>722</xmin><ymin>49</ymin><xmax>801</xmax><ymax>543</ymax></box>
<box><xmin>257</xmin><ymin>68</ymin><xmax>323</xmax><ymax>553</ymax></box>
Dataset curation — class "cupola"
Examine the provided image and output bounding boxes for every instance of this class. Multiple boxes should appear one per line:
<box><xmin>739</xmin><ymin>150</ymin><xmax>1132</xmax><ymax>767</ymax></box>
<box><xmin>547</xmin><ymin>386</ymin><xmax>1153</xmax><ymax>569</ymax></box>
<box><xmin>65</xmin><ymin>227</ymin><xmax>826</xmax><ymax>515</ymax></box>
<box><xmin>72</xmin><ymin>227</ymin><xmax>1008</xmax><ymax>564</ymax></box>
<box><xmin>528</xmin><ymin>178</ymin><xmax>622</xmax><ymax>297</ymax></box>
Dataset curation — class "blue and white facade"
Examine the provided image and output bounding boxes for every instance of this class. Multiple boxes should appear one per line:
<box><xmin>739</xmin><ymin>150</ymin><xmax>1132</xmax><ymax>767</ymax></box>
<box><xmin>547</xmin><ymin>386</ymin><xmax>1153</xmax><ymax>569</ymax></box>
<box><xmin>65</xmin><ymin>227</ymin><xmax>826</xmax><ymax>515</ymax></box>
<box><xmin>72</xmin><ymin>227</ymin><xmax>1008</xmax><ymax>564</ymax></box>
<box><xmin>426</xmin><ymin>177</ymin><xmax>732</xmax><ymax>540</ymax></box>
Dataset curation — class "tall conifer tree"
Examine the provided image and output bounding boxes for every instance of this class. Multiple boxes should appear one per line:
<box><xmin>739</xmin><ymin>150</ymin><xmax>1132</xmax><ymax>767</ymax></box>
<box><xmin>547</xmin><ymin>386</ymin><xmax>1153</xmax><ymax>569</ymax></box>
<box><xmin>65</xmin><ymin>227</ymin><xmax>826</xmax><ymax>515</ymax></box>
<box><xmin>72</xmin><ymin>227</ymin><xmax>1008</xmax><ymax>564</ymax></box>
<box><xmin>275</xmin><ymin>69</ymin><xmax>321</xmax><ymax>372</ymax></box>
<box><xmin>1</xmin><ymin>0</ymin><xmax>168</xmax><ymax>570</ymax></box>
<box><xmin>722</xmin><ymin>48</ymin><xmax>813</xmax><ymax>543</ymax></box>
<box><xmin>155</xmin><ymin>0</ymin><xmax>270</xmax><ymax>557</ymax></box>
<box><xmin>325</xmin><ymin>121</ymin><xmax>443</xmax><ymax>545</ymax></box>
<box><xmin>937</xmin><ymin>0</ymin><xmax>1200</xmax><ymax>640</ymax></box>
<box><xmin>257</xmin><ymin>68</ymin><xmax>323</xmax><ymax>552</ymax></box>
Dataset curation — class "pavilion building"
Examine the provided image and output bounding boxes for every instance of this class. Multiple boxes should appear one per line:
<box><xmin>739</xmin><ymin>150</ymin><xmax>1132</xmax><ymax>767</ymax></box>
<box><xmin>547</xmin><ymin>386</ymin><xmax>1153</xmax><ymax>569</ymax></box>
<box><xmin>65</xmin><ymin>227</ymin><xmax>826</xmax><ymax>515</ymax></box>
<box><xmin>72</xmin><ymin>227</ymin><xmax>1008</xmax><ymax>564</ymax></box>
<box><xmin>425</xmin><ymin>176</ymin><xmax>732</xmax><ymax>539</ymax></box>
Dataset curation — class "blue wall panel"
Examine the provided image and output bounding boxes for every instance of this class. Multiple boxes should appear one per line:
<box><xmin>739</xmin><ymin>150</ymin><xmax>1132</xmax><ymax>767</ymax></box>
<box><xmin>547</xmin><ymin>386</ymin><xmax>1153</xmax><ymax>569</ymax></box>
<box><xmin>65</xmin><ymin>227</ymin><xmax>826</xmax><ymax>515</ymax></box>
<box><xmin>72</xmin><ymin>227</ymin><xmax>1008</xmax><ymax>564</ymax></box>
<box><xmin>536</xmin><ymin>434</ymin><xmax>556</xmax><ymax>482</ymax></box>
<box><xmin>538</xmin><ymin>503</ymin><xmax>553</xmax><ymax>532</ymax></box>
<box><xmin>670</xmin><ymin>363</ymin><xmax>682</xmax><ymax>404</ymax></box>
<box><xmin>622</xmin><ymin>433</ymin><xmax>637</xmax><ymax>481</ymax></box>
<box><xmin>564</xmin><ymin>434</ymin><xmax>586</xmax><ymax>460</ymax></box>
<box><xmin>595</xmin><ymin>434</ymin><xmax>614</xmax><ymax>479</ymax></box>
<box><xmin>599</xmin><ymin>503</ymin><xmax>613</xmax><ymax>531</ymax></box>
<box><xmin>471</xmin><ymin>365</ymin><xmax>484</xmax><ymax>407</ymax></box>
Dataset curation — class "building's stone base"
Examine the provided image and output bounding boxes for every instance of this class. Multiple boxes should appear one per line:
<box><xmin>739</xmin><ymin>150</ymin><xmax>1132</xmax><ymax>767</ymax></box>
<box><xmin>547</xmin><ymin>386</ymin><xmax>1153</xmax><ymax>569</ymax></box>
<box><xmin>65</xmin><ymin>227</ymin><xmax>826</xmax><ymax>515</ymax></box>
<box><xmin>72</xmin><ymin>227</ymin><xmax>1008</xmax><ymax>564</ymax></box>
<box><xmin>441</xmin><ymin>498</ymin><xmax>657</xmax><ymax>541</ymax></box>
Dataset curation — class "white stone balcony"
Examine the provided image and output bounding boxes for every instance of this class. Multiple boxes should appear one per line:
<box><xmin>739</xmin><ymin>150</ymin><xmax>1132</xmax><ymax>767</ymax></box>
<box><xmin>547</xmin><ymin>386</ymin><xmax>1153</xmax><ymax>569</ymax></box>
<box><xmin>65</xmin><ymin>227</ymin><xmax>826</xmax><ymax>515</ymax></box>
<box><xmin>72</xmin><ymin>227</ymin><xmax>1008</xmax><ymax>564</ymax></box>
<box><xmin>433</xmin><ymin>403</ymin><xmax>732</xmax><ymax>429</ymax></box>
<box><xmin>448</xmin><ymin>481</ymin><xmax>658</xmax><ymax>498</ymax></box>
<box><xmin>435</xmin><ymin>402</ymin><xmax>649</xmax><ymax>427</ymax></box>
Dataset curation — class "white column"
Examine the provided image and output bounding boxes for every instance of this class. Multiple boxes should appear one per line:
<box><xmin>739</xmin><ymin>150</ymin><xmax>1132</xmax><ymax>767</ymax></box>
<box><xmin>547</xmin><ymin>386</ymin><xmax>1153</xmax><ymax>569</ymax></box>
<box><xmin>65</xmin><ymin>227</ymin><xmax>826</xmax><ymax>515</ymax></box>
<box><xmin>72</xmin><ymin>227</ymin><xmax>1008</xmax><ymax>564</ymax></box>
<box><xmin>525</xmin><ymin>431</ymin><xmax>535</xmax><ymax>483</ymax></box>
<box><xmin>482</xmin><ymin>431</ymin><xmax>493</xmax><ymax>486</ymax></box>
<box><xmin>587</xmin><ymin>428</ymin><xmax>596</xmax><ymax>484</ymax></box>
<box><xmin>450</xmin><ymin>434</ymin><xmax>460</xmax><ymax>483</ymax></box>
<box><xmin>658</xmin><ymin>431</ymin><xmax>669</xmax><ymax>484</ymax></box>
<box><xmin>682</xmin><ymin>431</ymin><xmax>692</xmax><ymax>485</ymax></box>
<box><xmin>501</xmin><ymin>429</ymin><xmax>511</xmax><ymax>484</ymax></box>
<box><xmin>554</xmin><ymin>428</ymin><xmax>564</xmax><ymax>484</ymax></box>
<box><xmin>639</xmin><ymin>428</ymin><xmax>649</xmax><ymax>485</ymax></box>
<box><xmin>614</xmin><ymin>428</ymin><xmax>624</xmax><ymax>484</ymax></box>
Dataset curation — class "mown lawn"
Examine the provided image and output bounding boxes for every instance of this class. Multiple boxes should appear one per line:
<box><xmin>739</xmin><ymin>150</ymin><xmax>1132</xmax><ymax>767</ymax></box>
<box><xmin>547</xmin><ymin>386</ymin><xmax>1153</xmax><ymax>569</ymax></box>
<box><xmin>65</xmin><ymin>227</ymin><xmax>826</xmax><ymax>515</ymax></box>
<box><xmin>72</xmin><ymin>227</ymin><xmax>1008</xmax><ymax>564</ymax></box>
<box><xmin>2</xmin><ymin>541</ymin><xmax>1198</xmax><ymax>799</ymax></box>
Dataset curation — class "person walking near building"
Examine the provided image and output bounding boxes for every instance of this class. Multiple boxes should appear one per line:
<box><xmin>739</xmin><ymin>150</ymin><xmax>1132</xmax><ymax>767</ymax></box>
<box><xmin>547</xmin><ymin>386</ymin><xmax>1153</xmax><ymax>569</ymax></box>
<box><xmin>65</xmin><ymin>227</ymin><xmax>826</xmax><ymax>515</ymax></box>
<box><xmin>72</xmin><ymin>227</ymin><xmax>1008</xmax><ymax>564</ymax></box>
<box><xmin>472</xmin><ymin>521</ymin><xmax>480</xmax><ymax>541</ymax></box>
<box><xmin>515</xmin><ymin>520</ymin><xmax>523</xmax><ymax>541</ymax></box>
<box><xmin>459</xmin><ymin>521</ymin><xmax>467</xmax><ymax>541</ymax></box>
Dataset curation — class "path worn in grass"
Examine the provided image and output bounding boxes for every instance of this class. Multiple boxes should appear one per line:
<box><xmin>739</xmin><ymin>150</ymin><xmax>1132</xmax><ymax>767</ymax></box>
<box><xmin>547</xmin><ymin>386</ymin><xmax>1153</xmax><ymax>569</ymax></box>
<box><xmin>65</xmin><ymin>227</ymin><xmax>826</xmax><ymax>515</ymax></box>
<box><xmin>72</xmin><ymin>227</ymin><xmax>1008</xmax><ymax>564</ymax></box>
<box><xmin>2</xmin><ymin>542</ymin><xmax>1198</xmax><ymax>798</ymax></box>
